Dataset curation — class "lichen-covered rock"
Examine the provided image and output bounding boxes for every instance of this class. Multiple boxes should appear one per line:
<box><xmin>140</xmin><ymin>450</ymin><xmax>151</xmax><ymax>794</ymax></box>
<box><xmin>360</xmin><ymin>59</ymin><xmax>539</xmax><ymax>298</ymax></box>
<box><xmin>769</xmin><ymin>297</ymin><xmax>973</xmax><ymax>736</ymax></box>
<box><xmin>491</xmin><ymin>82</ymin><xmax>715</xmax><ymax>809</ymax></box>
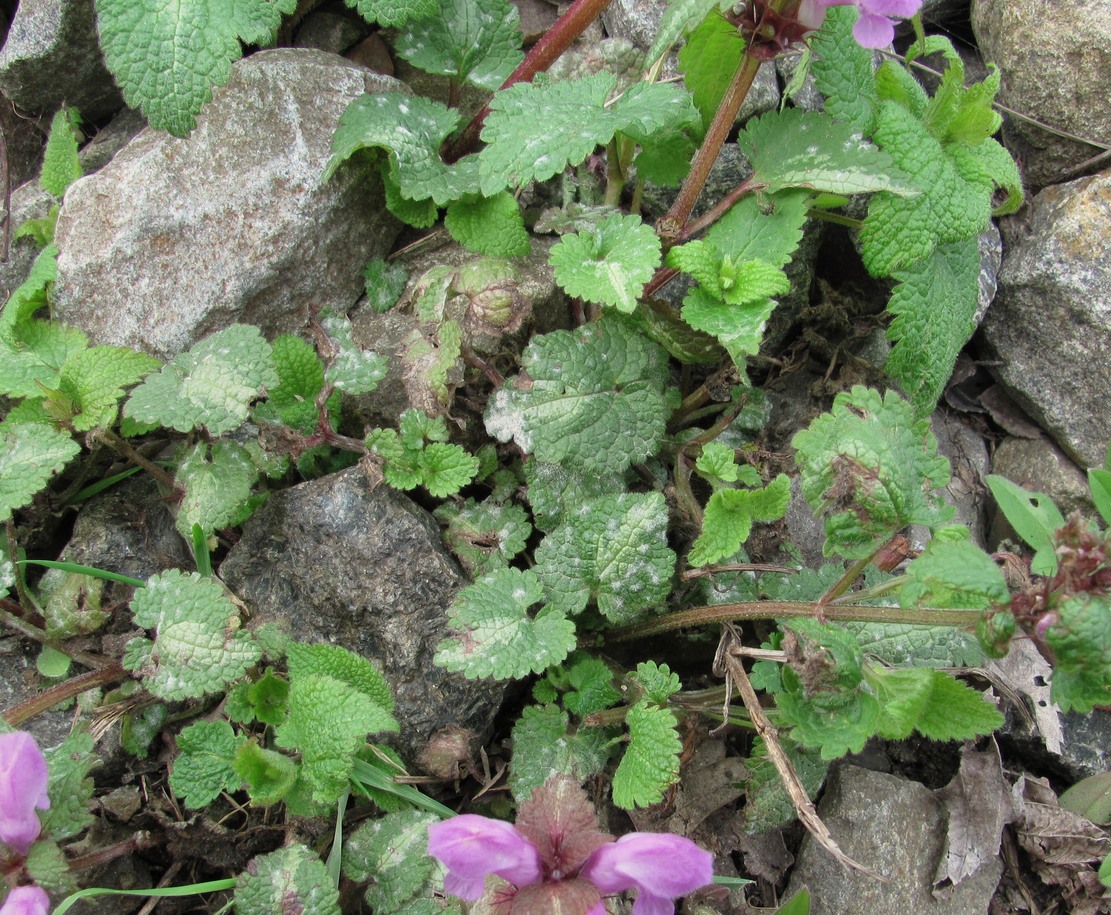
<box><xmin>971</xmin><ymin>0</ymin><xmax>1111</xmax><ymax>190</ymax></box>
<box><xmin>52</xmin><ymin>49</ymin><xmax>403</xmax><ymax>359</ymax></box>
<box><xmin>219</xmin><ymin>466</ymin><xmax>505</xmax><ymax>762</ymax></box>
<box><xmin>0</xmin><ymin>0</ymin><xmax>121</xmax><ymax>120</ymax></box>
<box><xmin>981</xmin><ymin>170</ymin><xmax>1111</xmax><ymax>468</ymax></box>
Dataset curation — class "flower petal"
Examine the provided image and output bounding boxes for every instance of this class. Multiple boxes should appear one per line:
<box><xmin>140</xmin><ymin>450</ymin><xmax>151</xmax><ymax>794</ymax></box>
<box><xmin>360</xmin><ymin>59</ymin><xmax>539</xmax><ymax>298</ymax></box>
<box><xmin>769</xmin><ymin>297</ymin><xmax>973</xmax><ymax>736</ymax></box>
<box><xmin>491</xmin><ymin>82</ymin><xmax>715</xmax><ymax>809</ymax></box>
<box><xmin>852</xmin><ymin>11</ymin><xmax>896</xmax><ymax>47</ymax></box>
<box><xmin>428</xmin><ymin>815</ymin><xmax>543</xmax><ymax>901</ymax></box>
<box><xmin>0</xmin><ymin>885</ymin><xmax>51</xmax><ymax>915</ymax></box>
<box><xmin>581</xmin><ymin>832</ymin><xmax>714</xmax><ymax>906</ymax></box>
<box><xmin>0</xmin><ymin>733</ymin><xmax>49</xmax><ymax>856</ymax></box>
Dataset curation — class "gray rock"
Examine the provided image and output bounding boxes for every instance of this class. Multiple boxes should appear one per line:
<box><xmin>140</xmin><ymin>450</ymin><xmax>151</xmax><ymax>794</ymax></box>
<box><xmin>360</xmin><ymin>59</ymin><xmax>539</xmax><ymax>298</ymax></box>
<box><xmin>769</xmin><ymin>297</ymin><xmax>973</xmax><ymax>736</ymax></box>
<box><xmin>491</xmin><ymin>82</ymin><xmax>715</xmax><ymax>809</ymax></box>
<box><xmin>971</xmin><ymin>0</ymin><xmax>1111</xmax><ymax>189</ymax></box>
<box><xmin>293</xmin><ymin>4</ymin><xmax>371</xmax><ymax>54</ymax></box>
<box><xmin>928</xmin><ymin>410</ymin><xmax>991</xmax><ymax>547</ymax></box>
<box><xmin>219</xmin><ymin>467</ymin><xmax>506</xmax><ymax>763</ymax></box>
<box><xmin>0</xmin><ymin>0</ymin><xmax>121</xmax><ymax>120</ymax></box>
<box><xmin>52</xmin><ymin>49</ymin><xmax>403</xmax><ymax>360</ymax></box>
<box><xmin>0</xmin><ymin>102</ymin><xmax>45</xmax><ymax>188</ymax></box>
<box><xmin>0</xmin><ymin>181</ymin><xmax>54</xmax><ymax>303</ymax></box>
<box><xmin>786</xmin><ymin>765</ymin><xmax>1002</xmax><ymax>915</ymax></box>
<box><xmin>980</xmin><ymin>171</ymin><xmax>1111</xmax><ymax>469</ymax></box>
<box><xmin>77</xmin><ymin>108</ymin><xmax>147</xmax><ymax>175</ymax></box>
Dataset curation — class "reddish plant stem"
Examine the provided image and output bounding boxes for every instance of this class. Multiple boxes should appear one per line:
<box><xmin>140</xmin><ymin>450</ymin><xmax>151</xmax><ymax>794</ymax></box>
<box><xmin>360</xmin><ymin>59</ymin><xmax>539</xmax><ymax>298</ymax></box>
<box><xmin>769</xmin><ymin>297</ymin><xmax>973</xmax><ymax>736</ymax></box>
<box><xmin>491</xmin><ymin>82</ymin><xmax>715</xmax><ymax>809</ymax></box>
<box><xmin>604</xmin><ymin>600</ymin><xmax>983</xmax><ymax>643</ymax></box>
<box><xmin>67</xmin><ymin>831</ymin><xmax>157</xmax><ymax>873</ymax></box>
<box><xmin>658</xmin><ymin>52</ymin><xmax>763</xmax><ymax>244</ymax></box>
<box><xmin>3</xmin><ymin>662</ymin><xmax>127</xmax><ymax>727</ymax></box>
<box><xmin>444</xmin><ymin>0</ymin><xmax>616</xmax><ymax>162</ymax></box>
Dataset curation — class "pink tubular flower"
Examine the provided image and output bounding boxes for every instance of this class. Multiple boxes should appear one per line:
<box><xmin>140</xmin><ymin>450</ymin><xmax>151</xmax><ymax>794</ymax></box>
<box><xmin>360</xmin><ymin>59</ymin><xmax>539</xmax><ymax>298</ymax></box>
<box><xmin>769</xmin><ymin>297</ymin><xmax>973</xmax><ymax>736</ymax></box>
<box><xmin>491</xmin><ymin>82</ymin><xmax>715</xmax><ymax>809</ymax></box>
<box><xmin>0</xmin><ymin>885</ymin><xmax>50</xmax><ymax>915</ymax></box>
<box><xmin>581</xmin><ymin>833</ymin><xmax>716</xmax><ymax>915</ymax></box>
<box><xmin>428</xmin><ymin>777</ymin><xmax>714</xmax><ymax>914</ymax></box>
<box><xmin>798</xmin><ymin>0</ymin><xmax>922</xmax><ymax>48</ymax></box>
<box><xmin>427</xmin><ymin>814</ymin><xmax>543</xmax><ymax>901</ymax></box>
<box><xmin>0</xmin><ymin>733</ymin><xmax>50</xmax><ymax>856</ymax></box>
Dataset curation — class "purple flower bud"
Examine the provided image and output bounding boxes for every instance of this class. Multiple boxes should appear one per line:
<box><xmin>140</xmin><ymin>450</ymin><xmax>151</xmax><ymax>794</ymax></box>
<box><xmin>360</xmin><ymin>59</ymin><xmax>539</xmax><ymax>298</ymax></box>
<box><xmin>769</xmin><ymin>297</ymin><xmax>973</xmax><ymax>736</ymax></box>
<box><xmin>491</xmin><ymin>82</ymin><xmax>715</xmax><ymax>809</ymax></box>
<box><xmin>796</xmin><ymin>0</ymin><xmax>922</xmax><ymax>48</ymax></box>
<box><xmin>427</xmin><ymin>814</ymin><xmax>543</xmax><ymax>901</ymax></box>
<box><xmin>0</xmin><ymin>733</ymin><xmax>50</xmax><ymax>856</ymax></box>
<box><xmin>581</xmin><ymin>832</ymin><xmax>714</xmax><ymax>915</ymax></box>
<box><xmin>0</xmin><ymin>885</ymin><xmax>50</xmax><ymax>915</ymax></box>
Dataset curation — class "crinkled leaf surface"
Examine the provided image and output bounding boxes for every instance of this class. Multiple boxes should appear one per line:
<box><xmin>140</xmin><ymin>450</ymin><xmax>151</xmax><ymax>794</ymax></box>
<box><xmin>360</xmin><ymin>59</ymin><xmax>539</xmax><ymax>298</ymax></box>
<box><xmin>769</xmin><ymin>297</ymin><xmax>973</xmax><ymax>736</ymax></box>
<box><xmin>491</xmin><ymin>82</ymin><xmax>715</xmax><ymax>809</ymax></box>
<box><xmin>40</xmin><ymin>108</ymin><xmax>82</xmax><ymax>198</ymax></box>
<box><xmin>175</xmin><ymin>441</ymin><xmax>259</xmax><ymax>539</ymax></box>
<box><xmin>168</xmin><ymin>720</ymin><xmax>244</xmax><ymax>809</ymax></box>
<box><xmin>41</xmin><ymin>730</ymin><xmax>96</xmax><ymax>842</ymax></box>
<box><xmin>679</xmin><ymin>10</ymin><xmax>745</xmax><ymax>131</ymax></box>
<box><xmin>435</xmin><ymin>497</ymin><xmax>532</xmax><ymax>576</ymax></box>
<box><xmin>235</xmin><ymin>844</ymin><xmax>340</xmax><ymax>915</ymax></box>
<box><xmin>550</xmin><ymin>213</ymin><xmax>661</xmax><ymax>312</ymax></box>
<box><xmin>705</xmin><ymin>189</ymin><xmax>810</xmax><ymax>265</ymax></box>
<box><xmin>868</xmin><ymin>666</ymin><xmax>1003</xmax><ymax>741</ymax></box>
<box><xmin>234</xmin><ymin>742</ymin><xmax>298</xmax><ymax>806</ymax></box>
<box><xmin>737</xmin><ymin>108</ymin><xmax>916</xmax><ymax>196</ymax></box>
<box><xmin>485</xmin><ymin>317</ymin><xmax>670</xmax><ymax>475</ymax></box>
<box><xmin>434</xmin><ymin>568</ymin><xmax>577</xmax><ymax>680</ymax></box>
<box><xmin>125</xmin><ymin>325</ymin><xmax>277</xmax><ymax>434</ymax></box>
<box><xmin>343</xmin><ymin>0</ymin><xmax>437</xmax><ymax>26</ymax></box>
<box><xmin>1044</xmin><ymin>594</ymin><xmax>1111</xmax><ymax>713</ymax></box>
<box><xmin>444</xmin><ymin>192</ymin><xmax>530</xmax><ymax>257</ymax></box>
<box><xmin>791</xmin><ymin>386</ymin><xmax>953</xmax><ymax>558</ymax></box>
<box><xmin>478</xmin><ymin>73</ymin><xmax>697</xmax><ymax>194</ymax></box>
<box><xmin>534</xmin><ymin>492</ymin><xmax>676</xmax><ymax>624</ymax></box>
<box><xmin>899</xmin><ymin>537</ymin><xmax>1008</xmax><ymax>610</ymax></box>
<box><xmin>327</xmin><ymin>93</ymin><xmax>480</xmax><ymax>204</ymax></box>
<box><xmin>0</xmin><ymin>245</ymin><xmax>57</xmax><ymax>339</ymax></box>
<box><xmin>680</xmin><ymin>286</ymin><xmax>777</xmax><ymax>371</ymax></box>
<box><xmin>612</xmin><ymin>701</ymin><xmax>682</xmax><ymax>809</ymax></box>
<box><xmin>275</xmin><ymin>674</ymin><xmax>398</xmax><ymax>803</ymax></box>
<box><xmin>0</xmin><ymin>321</ymin><xmax>87</xmax><ymax>400</ymax></box>
<box><xmin>523</xmin><ymin>458</ymin><xmax>626</xmax><ymax>533</ymax></box>
<box><xmin>667</xmin><ymin>242</ymin><xmax>789</xmax><ymax>306</ymax></box>
<box><xmin>394</xmin><ymin>0</ymin><xmax>522</xmax><ymax>89</ymax></box>
<box><xmin>343</xmin><ymin>810</ymin><xmax>445</xmax><ymax>912</ymax></box>
<box><xmin>94</xmin><ymin>0</ymin><xmax>298</xmax><ymax>136</ymax></box>
<box><xmin>810</xmin><ymin>5</ymin><xmax>878</xmax><ymax>135</ymax></box>
<box><xmin>0</xmin><ymin>422</ymin><xmax>80</xmax><ymax>522</ymax></box>
<box><xmin>632</xmin><ymin>661</ymin><xmax>681</xmax><ymax>704</ymax></box>
<box><xmin>688</xmin><ymin>473</ymin><xmax>790</xmax><ymax>567</ymax></box>
<box><xmin>509</xmin><ymin>704</ymin><xmax>613</xmax><ymax>802</ymax></box>
<box><xmin>885</xmin><ymin>238</ymin><xmax>981</xmax><ymax>416</ymax></box>
<box><xmin>286</xmin><ymin>642</ymin><xmax>394</xmax><ymax>712</ymax></box>
<box><xmin>56</xmin><ymin>345</ymin><xmax>161</xmax><ymax>431</ymax></box>
<box><xmin>319</xmin><ymin>311</ymin><xmax>388</xmax><ymax>394</ymax></box>
<box><xmin>124</xmin><ymin>569</ymin><xmax>260</xmax><ymax>700</ymax></box>
<box><xmin>254</xmin><ymin>334</ymin><xmax>327</xmax><ymax>433</ymax></box>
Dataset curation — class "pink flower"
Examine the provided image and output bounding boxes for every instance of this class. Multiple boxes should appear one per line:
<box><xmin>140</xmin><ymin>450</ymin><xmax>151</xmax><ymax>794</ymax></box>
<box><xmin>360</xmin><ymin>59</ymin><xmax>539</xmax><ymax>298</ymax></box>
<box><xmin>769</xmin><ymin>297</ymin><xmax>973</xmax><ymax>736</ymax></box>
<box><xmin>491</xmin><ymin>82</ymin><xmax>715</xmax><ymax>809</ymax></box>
<box><xmin>427</xmin><ymin>777</ymin><xmax>714</xmax><ymax>914</ymax></box>
<box><xmin>581</xmin><ymin>833</ymin><xmax>715</xmax><ymax>915</ymax></box>
<box><xmin>798</xmin><ymin>0</ymin><xmax>922</xmax><ymax>47</ymax></box>
<box><xmin>0</xmin><ymin>886</ymin><xmax>50</xmax><ymax>915</ymax></box>
<box><xmin>0</xmin><ymin>733</ymin><xmax>50</xmax><ymax>856</ymax></box>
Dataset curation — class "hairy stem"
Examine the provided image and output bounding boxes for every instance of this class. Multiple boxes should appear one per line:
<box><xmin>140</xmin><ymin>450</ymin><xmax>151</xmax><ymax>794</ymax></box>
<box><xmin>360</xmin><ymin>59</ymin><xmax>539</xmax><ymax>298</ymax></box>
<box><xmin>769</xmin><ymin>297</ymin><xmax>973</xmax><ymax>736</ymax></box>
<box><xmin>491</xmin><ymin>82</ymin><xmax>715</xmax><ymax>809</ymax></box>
<box><xmin>3</xmin><ymin>662</ymin><xmax>127</xmax><ymax>726</ymax></box>
<box><xmin>94</xmin><ymin>428</ymin><xmax>179</xmax><ymax>493</ymax></box>
<box><xmin>605</xmin><ymin>600</ymin><xmax>983</xmax><ymax>643</ymax></box>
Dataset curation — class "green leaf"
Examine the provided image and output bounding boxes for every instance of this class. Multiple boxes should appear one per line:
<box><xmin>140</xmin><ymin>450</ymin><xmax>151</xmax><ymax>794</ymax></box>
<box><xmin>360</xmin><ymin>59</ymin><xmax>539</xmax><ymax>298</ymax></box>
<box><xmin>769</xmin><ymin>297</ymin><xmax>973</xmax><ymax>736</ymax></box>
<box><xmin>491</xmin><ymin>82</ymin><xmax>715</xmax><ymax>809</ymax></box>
<box><xmin>743</xmin><ymin>735</ymin><xmax>828</xmax><ymax>833</ymax></box>
<box><xmin>1044</xmin><ymin>593</ymin><xmax>1111</xmax><ymax>713</ymax></box>
<box><xmin>40</xmin><ymin>108</ymin><xmax>82</xmax><ymax>198</ymax></box>
<box><xmin>0</xmin><ymin>422</ymin><xmax>80</xmax><ymax>523</ymax></box>
<box><xmin>678</xmin><ymin>11</ymin><xmax>745</xmax><ymax>131</ymax></box>
<box><xmin>326</xmin><ymin>93</ymin><xmax>480</xmax><ymax>204</ymax></box>
<box><xmin>885</xmin><ymin>238</ymin><xmax>980</xmax><ymax>416</ymax></box>
<box><xmin>612</xmin><ymin>701</ymin><xmax>682</xmax><ymax>809</ymax></box>
<box><xmin>695</xmin><ymin>442</ymin><xmax>741</xmax><ymax>483</ymax></box>
<box><xmin>364</xmin><ymin>259</ymin><xmax>409</xmax><ymax>313</ymax></box>
<box><xmin>485</xmin><ymin>316</ymin><xmax>671</xmax><ymax>475</ymax></box>
<box><xmin>343</xmin><ymin>0</ymin><xmax>437</xmax><ymax>27</ymax></box>
<box><xmin>632</xmin><ymin>660</ymin><xmax>681</xmax><ymax>704</ymax></box>
<box><xmin>1059</xmin><ymin>771</ymin><xmax>1111</xmax><ymax>826</ymax></box>
<box><xmin>254</xmin><ymin>334</ymin><xmax>327</xmax><ymax>433</ymax></box>
<box><xmin>535</xmin><ymin>491</ymin><xmax>676</xmax><ymax>624</ymax></box>
<box><xmin>275</xmin><ymin>674</ymin><xmax>399</xmax><ymax>803</ymax></box>
<box><xmin>898</xmin><ymin>537</ymin><xmax>1008</xmax><ymax>610</ymax></box>
<box><xmin>706</xmin><ymin>188</ymin><xmax>809</xmax><ymax>266</ymax></box>
<box><xmin>343</xmin><ymin>810</ymin><xmax>444</xmax><ymax>912</ymax></box>
<box><xmin>509</xmin><ymin>704</ymin><xmax>613</xmax><ymax>803</ymax></box>
<box><xmin>847</xmin><ymin>620</ymin><xmax>983</xmax><ymax>668</ymax></box>
<box><xmin>234</xmin><ymin>844</ymin><xmax>340</xmax><ymax>915</ymax></box>
<box><xmin>394</xmin><ymin>0</ymin><xmax>522</xmax><ymax>90</ymax></box>
<box><xmin>418</xmin><ymin>443</ymin><xmax>480</xmax><ymax>497</ymax></box>
<box><xmin>234</xmin><ymin>742</ymin><xmax>298</xmax><ymax>806</ymax></box>
<box><xmin>434</xmin><ymin>497</ymin><xmax>532</xmax><ymax>577</ymax></box>
<box><xmin>791</xmin><ymin>386</ymin><xmax>953</xmax><ymax>559</ymax></box>
<box><xmin>169</xmin><ymin>720</ymin><xmax>244</xmax><ymax>809</ymax></box>
<box><xmin>0</xmin><ymin>245</ymin><xmax>58</xmax><ymax>339</ymax></box>
<box><xmin>680</xmin><ymin>286</ymin><xmax>776</xmax><ymax>371</ymax></box>
<box><xmin>124</xmin><ymin>569</ymin><xmax>261</xmax><ymax>700</ymax></box>
<box><xmin>125</xmin><ymin>324</ymin><xmax>277</xmax><ymax>434</ymax></box>
<box><xmin>434</xmin><ymin>568</ymin><xmax>577</xmax><ymax>680</ymax></box>
<box><xmin>319</xmin><ymin>311</ymin><xmax>389</xmax><ymax>394</ymax></box>
<box><xmin>550</xmin><ymin>213</ymin><xmax>661</xmax><ymax>312</ymax></box>
<box><xmin>646</xmin><ymin>0</ymin><xmax>726</xmax><ymax>65</ymax></box>
<box><xmin>175</xmin><ymin>441</ymin><xmax>259</xmax><ymax>540</ymax></box>
<box><xmin>38</xmin><ymin>568</ymin><xmax>107</xmax><ymax>640</ymax></box>
<box><xmin>779</xmin><ymin>683</ymin><xmax>880</xmax><ymax>760</ymax></box>
<box><xmin>985</xmin><ymin>475</ymin><xmax>1064</xmax><ymax>576</ymax></box>
<box><xmin>737</xmin><ymin>108</ymin><xmax>916</xmax><ymax>196</ymax></box>
<box><xmin>889</xmin><ymin>668</ymin><xmax>1002</xmax><ymax>740</ymax></box>
<box><xmin>478</xmin><ymin>73</ymin><xmax>697</xmax><ymax>195</ymax></box>
<box><xmin>286</xmin><ymin>642</ymin><xmax>394</xmax><ymax>713</ymax></box>
<box><xmin>41</xmin><ymin>730</ymin><xmax>96</xmax><ymax>842</ymax></box>
<box><xmin>54</xmin><ymin>345</ymin><xmax>161</xmax><ymax>431</ymax></box>
<box><xmin>689</xmin><ymin>473</ymin><xmax>790</xmax><ymax>566</ymax></box>
<box><xmin>634</xmin><ymin>129</ymin><xmax>697</xmax><ymax>187</ymax></box>
<box><xmin>667</xmin><ymin>241</ymin><xmax>789</xmax><ymax>306</ymax></box>
<box><xmin>810</xmin><ymin>5</ymin><xmax>878</xmax><ymax>135</ymax></box>
<box><xmin>1090</xmin><ymin>468</ymin><xmax>1111</xmax><ymax>527</ymax></box>
<box><xmin>562</xmin><ymin>656</ymin><xmax>622</xmax><ymax>717</ymax></box>
<box><xmin>94</xmin><ymin>0</ymin><xmax>298</xmax><ymax>136</ymax></box>
<box><xmin>860</xmin><ymin>100</ymin><xmax>993</xmax><ymax>277</ymax></box>
<box><xmin>445</xmin><ymin>192</ymin><xmax>530</xmax><ymax>257</ymax></box>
